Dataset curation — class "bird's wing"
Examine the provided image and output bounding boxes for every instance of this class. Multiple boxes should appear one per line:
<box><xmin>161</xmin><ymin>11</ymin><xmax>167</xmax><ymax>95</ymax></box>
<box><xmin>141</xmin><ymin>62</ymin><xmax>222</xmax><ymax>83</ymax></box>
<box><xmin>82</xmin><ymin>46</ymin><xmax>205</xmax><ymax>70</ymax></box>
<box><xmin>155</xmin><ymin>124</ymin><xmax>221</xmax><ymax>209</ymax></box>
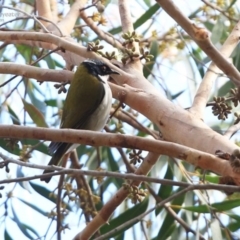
<box><xmin>49</xmin><ymin>79</ymin><xmax>105</xmax><ymax>154</ymax></box>
<box><xmin>61</xmin><ymin>80</ymin><xmax>105</xmax><ymax>130</ymax></box>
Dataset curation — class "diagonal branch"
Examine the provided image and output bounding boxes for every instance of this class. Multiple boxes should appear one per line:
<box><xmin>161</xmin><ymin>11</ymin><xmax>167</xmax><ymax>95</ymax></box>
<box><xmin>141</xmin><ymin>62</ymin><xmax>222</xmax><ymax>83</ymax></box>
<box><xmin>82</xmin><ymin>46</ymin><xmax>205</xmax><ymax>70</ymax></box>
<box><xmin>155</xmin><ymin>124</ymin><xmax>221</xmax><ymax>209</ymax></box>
<box><xmin>190</xmin><ymin>20</ymin><xmax>240</xmax><ymax>119</ymax></box>
<box><xmin>88</xmin><ymin>186</ymin><xmax>198</xmax><ymax>240</ymax></box>
<box><xmin>155</xmin><ymin>0</ymin><xmax>240</xmax><ymax>87</ymax></box>
<box><xmin>201</xmin><ymin>0</ymin><xmax>238</xmax><ymax>22</ymax></box>
<box><xmin>79</xmin><ymin>9</ymin><xmax>123</xmax><ymax>50</ymax></box>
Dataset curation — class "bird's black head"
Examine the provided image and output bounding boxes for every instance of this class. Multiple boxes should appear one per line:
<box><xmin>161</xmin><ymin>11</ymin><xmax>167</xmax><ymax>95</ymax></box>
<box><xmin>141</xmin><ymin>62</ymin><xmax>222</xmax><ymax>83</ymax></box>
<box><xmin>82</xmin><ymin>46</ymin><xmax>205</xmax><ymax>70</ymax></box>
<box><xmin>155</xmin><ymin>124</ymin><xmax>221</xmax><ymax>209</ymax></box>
<box><xmin>82</xmin><ymin>59</ymin><xmax>119</xmax><ymax>77</ymax></box>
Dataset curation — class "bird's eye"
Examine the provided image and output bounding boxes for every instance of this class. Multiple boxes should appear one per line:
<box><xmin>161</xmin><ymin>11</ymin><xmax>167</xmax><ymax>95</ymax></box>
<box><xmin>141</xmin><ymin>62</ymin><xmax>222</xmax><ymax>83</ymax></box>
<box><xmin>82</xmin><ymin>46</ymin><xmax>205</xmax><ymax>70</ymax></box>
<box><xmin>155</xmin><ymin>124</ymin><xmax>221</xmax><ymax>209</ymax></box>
<box><xmin>101</xmin><ymin>66</ymin><xmax>107</xmax><ymax>71</ymax></box>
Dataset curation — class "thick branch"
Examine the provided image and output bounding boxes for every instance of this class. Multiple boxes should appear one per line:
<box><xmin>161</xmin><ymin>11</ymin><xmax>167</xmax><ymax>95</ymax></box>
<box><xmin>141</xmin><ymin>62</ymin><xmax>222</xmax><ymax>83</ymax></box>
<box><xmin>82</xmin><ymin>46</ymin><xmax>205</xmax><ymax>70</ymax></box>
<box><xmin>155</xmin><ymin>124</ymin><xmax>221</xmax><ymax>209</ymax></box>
<box><xmin>0</xmin><ymin>59</ymin><xmax>238</xmax><ymax>177</ymax></box>
<box><xmin>36</xmin><ymin>0</ymin><xmax>54</xmax><ymax>26</ymax></box>
<box><xmin>0</xmin><ymin>124</ymin><xmax>238</xmax><ymax>179</ymax></box>
<box><xmin>0</xmin><ymin>31</ymin><xmax>124</xmax><ymax>74</ymax></box>
<box><xmin>0</xmin><ymin>62</ymin><xmax>73</xmax><ymax>83</ymax></box>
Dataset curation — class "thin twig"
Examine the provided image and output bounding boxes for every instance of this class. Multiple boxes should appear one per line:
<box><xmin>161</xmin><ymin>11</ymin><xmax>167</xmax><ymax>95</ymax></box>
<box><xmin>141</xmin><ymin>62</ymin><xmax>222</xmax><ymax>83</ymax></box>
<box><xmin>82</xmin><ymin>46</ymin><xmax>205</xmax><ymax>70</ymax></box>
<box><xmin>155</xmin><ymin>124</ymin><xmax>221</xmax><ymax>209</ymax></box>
<box><xmin>70</xmin><ymin>151</ymin><xmax>97</xmax><ymax>222</ymax></box>
<box><xmin>201</xmin><ymin>0</ymin><xmax>238</xmax><ymax>22</ymax></box>
<box><xmin>0</xmin><ymin>6</ymin><xmax>50</xmax><ymax>33</ymax></box>
<box><xmin>147</xmin><ymin>184</ymin><xmax>205</xmax><ymax>240</ymax></box>
<box><xmin>156</xmin><ymin>0</ymin><xmax>240</xmax><ymax>87</ymax></box>
<box><xmin>93</xmin><ymin>186</ymin><xmax>193</xmax><ymax>240</ymax></box>
<box><xmin>190</xmin><ymin>18</ymin><xmax>240</xmax><ymax>118</ymax></box>
<box><xmin>79</xmin><ymin>9</ymin><xmax>123</xmax><ymax>50</ymax></box>
<box><xmin>1</xmin><ymin>153</ymin><xmax>240</xmax><ymax>193</ymax></box>
<box><xmin>224</xmin><ymin>123</ymin><xmax>240</xmax><ymax>139</ymax></box>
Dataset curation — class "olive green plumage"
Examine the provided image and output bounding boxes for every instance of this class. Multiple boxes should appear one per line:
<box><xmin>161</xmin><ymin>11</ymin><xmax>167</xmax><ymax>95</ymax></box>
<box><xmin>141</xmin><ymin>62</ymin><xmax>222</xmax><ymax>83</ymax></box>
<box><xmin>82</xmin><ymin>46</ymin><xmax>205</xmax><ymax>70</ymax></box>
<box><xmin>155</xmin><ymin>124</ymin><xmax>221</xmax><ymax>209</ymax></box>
<box><xmin>41</xmin><ymin>60</ymin><xmax>119</xmax><ymax>183</ymax></box>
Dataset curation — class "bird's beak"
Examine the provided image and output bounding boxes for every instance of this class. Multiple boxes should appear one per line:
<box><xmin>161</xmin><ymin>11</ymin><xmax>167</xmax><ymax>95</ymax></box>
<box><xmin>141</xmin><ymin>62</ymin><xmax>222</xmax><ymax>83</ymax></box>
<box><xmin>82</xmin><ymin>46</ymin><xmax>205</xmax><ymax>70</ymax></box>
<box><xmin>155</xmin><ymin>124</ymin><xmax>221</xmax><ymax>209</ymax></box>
<box><xmin>110</xmin><ymin>69</ymin><xmax>120</xmax><ymax>75</ymax></box>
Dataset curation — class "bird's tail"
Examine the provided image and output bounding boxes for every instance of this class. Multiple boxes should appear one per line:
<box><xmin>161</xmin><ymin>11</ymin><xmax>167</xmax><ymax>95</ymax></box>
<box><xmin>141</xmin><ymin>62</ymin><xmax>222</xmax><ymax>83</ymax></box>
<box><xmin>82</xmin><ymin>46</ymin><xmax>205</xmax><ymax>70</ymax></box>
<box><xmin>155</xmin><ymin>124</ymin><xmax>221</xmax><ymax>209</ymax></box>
<box><xmin>40</xmin><ymin>142</ymin><xmax>70</xmax><ymax>183</ymax></box>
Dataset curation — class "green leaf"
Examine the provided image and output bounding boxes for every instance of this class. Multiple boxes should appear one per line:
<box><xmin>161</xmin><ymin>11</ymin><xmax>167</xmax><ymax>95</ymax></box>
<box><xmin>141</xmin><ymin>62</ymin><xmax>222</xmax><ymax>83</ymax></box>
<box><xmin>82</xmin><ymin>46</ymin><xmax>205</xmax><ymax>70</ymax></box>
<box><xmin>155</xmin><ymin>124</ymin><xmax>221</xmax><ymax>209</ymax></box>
<box><xmin>232</xmin><ymin>46</ymin><xmax>240</xmax><ymax>72</ymax></box>
<box><xmin>45</xmin><ymin>54</ymin><xmax>56</xmax><ymax>69</ymax></box>
<box><xmin>25</xmin><ymin>80</ymin><xmax>46</xmax><ymax>114</ymax></box>
<box><xmin>143</xmin><ymin>40</ymin><xmax>158</xmax><ymax>79</ymax></box>
<box><xmin>191</xmin><ymin>48</ymin><xmax>205</xmax><ymax>78</ymax></box>
<box><xmin>188</xmin><ymin>7</ymin><xmax>202</xmax><ymax>19</ymax></box>
<box><xmin>17</xmin><ymin>197</ymin><xmax>47</xmax><ymax>217</ymax></box>
<box><xmin>203</xmin><ymin>175</ymin><xmax>220</xmax><ymax>184</ymax></box>
<box><xmin>156</xmin><ymin>162</ymin><xmax>174</xmax><ymax>215</ymax></box>
<box><xmin>7</xmin><ymin>105</ymin><xmax>20</xmax><ymax>125</ymax></box>
<box><xmin>4</xmin><ymin>229</ymin><xmax>13</xmax><ymax>240</ymax></box>
<box><xmin>105</xmin><ymin>148</ymin><xmax>123</xmax><ymax>188</ymax></box>
<box><xmin>226</xmin><ymin>212</ymin><xmax>240</xmax><ymax>222</ymax></box>
<box><xmin>211</xmin><ymin>18</ymin><xmax>225</xmax><ymax>44</ymax></box>
<box><xmin>215</xmin><ymin>80</ymin><xmax>234</xmax><ymax>98</ymax></box>
<box><xmin>16</xmin><ymin>167</ymin><xmax>31</xmax><ymax>193</ymax></box>
<box><xmin>226</xmin><ymin>213</ymin><xmax>240</xmax><ymax>232</ymax></box>
<box><xmin>11</xmin><ymin>203</ymin><xmax>39</xmax><ymax>239</ymax></box>
<box><xmin>155</xmin><ymin>189</ymin><xmax>185</xmax><ymax>239</ymax></box>
<box><xmin>143</xmin><ymin>0</ymin><xmax>151</xmax><ymax>7</ymax></box>
<box><xmin>133</xmin><ymin>4</ymin><xmax>160</xmax><ymax>30</ymax></box>
<box><xmin>30</xmin><ymin>182</ymin><xmax>57</xmax><ymax>203</ymax></box>
<box><xmin>152</xmin><ymin>224</ymin><xmax>176</xmax><ymax>240</ymax></box>
<box><xmin>204</xmin><ymin>21</ymin><xmax>214</xmax><ymax>32</ymax></box>
<box><xmin>45</xmin><ymin>99</ymin><xmax>57</xmax><ymax>107</ymax></box>
<box><xmin>108</xmin><ymin>4</ymin><xmax>160</xmax><ymax>35</ymax></box>
<box><xmin>171</xmin><ymin>90</ymin><xmax>185</xmax><ymax>100</ymax></box>
<box><xmin>227</xmin><ymin>221</ymin><xmax>240</xmax><ymax>232</ymax></box>
<box><xmin>29</xmin><ymin>182</ymin><xmax>72</xmax><ymax>211</ymax></box>
<box><xmin>21</xmin><ymin>139</ymin><xmax>49</xmax><ymax>155</ymax></box>
<box><xmin>182</xmin><ymin>199</ymin><xmax>240</xmax><ymax>213</ymax></box>
<box><xmin>228</xmin><ymin>0</ymin><xmax>238</xmax><ymax>9</ymax></box>
<box><xmin>22</xmin><ymin>98</ymin><xmax>48</xmax><ymax>127</ymax></box>
<box><xmin>100</xmin><ymin>197</ymin><xmax>149</xmax><ymax>237</ymax></box>
<box><xmin>0</xmin><ymin>138</ymin><xmax>21</xmax><ymax>155</ymax></box>
<box><xmin>115</xmin><ymin>233</ymin><xmax>125</xmax><ymax>240</ymax></box>
<box><xmin>16</xmin><ymin>44</ymin><xmax>31</xmax><ymax>63</ymax></box>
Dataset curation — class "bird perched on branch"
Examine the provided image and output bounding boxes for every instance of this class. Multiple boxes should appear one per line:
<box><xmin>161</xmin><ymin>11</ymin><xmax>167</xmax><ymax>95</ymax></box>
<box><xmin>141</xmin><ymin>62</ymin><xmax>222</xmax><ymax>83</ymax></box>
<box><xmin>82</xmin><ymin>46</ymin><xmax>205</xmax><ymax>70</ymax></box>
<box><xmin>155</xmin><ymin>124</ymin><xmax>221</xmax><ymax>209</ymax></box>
<box><xmin>41</xmin><ymin>59</ymin><xmax>119</xmax><ymax>183</ymax></box>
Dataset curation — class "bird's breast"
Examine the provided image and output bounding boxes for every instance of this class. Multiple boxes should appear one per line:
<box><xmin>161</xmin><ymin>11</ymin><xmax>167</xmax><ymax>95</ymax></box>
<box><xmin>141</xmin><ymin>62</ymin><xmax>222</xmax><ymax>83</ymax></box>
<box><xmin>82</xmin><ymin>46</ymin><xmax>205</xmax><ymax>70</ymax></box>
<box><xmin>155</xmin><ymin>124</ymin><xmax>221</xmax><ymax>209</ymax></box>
<box><xmin>85</xmin><ymin>81</ymin><xmax>112</xmax><ymax>131</ymax></box>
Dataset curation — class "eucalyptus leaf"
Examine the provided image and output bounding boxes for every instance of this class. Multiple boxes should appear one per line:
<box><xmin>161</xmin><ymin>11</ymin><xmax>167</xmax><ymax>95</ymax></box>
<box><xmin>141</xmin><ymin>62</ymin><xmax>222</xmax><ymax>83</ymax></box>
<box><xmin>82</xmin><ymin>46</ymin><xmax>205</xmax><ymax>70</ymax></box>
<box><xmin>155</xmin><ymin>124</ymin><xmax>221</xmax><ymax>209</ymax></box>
<box><xmin>100</xmin><ymin>197</ymin><xmax>149</xmax><ymax>237</ymax></box>
<box><xmin>11</xmin><ymin>203</ymin><xmax>40</xmax><ymax>239</ymax></box>
<box><xmin>22</xmin><ymin>98</ymin><xmax>48</xmax><ymax>127</ymax></box>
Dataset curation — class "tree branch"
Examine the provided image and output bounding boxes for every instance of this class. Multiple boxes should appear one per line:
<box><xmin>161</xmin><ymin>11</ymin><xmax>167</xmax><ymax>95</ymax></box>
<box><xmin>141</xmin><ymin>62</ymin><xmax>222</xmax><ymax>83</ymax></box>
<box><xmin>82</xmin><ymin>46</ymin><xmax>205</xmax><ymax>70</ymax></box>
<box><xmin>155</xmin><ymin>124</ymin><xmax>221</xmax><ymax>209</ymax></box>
<box><xmin>0</xmin><ymin>124</ymin><xmax>239</xmax><ymax>181</ymax></box>
<box><xmin>118</xmin><ymin>0</ymin><xmax>141</xmax><ymax>70</ymax></box>
<box><xmin>155</xmin><ymin>0</ymin><xmax>240</xmax><ymax>86</ymax></box>
<box><xmin>53</xmin><ymin>0</ymin><xmax>87</xmax><ymax>36</ymax></box>
<box><xmin>36</xmin><ymin>0</ymin><xmax>55</xmax><ymax>26</ymax></box>
<box><xmin>1</xmin><ymin>152</ymin><xmax>240</xmax><ymax>192</ymax></box>
<box><xmin>79</xmin><ymin>9</ymin><xmax>123</xmax><ymax>50</ymax></box>
<box><xmin>201</xmin><ymin>0</ymin><xmax>238</xmax><ymax>22</ymax></box>
<box><xmin>0</xmin><ymin>54</ymin><xmax>239</xmax><ymax>185</ymax></box>
<box><xmin>190</xmin><ymin>20</ymin><xmax>240</xmax><ymax>118</ymax></box>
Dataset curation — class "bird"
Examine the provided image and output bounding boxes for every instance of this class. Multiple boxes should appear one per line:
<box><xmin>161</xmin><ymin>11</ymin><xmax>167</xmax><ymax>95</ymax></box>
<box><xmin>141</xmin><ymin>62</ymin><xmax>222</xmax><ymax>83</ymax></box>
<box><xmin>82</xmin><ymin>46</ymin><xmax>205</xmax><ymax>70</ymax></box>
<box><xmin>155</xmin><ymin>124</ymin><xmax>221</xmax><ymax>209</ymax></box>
<box><xmin>41</xmin><ymin>59</ymin><xmax>119</xmax><ymax>183</ymax></box>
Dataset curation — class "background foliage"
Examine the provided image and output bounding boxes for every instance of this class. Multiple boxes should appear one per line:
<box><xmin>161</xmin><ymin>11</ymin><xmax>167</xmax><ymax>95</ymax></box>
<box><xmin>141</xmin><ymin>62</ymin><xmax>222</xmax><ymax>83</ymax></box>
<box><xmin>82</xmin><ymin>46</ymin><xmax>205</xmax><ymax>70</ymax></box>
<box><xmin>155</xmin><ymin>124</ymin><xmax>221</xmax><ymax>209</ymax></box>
<box><xmin>0</xmin><ymin>0</ymin><xmax>240</xmax><ymax>239</ymax></box>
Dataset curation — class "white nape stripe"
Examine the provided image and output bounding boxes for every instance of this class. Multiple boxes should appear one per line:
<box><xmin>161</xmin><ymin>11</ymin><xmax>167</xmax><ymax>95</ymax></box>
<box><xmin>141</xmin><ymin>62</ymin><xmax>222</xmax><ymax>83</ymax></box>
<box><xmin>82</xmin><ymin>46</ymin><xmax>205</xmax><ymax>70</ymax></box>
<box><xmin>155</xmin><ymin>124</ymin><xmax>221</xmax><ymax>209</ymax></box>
<box><xmin>83</xmin><ymin>59</ymin><xmax>97</xmax><ymax>64</ymax></box>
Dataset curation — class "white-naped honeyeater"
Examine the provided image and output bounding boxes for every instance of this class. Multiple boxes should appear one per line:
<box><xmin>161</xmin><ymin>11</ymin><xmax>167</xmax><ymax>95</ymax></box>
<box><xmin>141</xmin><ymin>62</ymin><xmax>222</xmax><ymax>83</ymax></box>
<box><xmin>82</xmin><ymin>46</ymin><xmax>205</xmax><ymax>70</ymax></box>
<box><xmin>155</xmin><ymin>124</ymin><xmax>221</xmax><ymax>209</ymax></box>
<box><xmin>41</xmin><ymin>59</ymin><xmax>119</xmax><ymax>183</ymax></box>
